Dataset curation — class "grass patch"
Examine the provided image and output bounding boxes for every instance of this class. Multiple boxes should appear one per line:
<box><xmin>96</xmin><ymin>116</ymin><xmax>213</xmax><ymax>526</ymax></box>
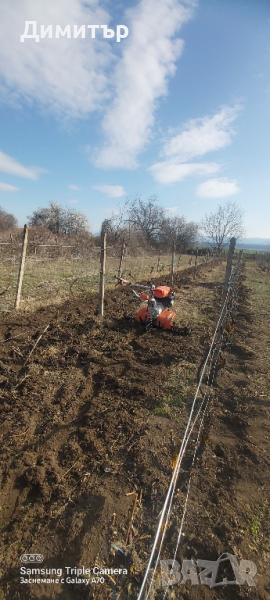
<box><xmin>244</xmin><ymin>260</ymin><xmax>270</xmax><ymax>400</ymax></box>
<box><xmin>153</xmin><ymin>361</ymin><xmax>197</xmax><ymax>418</ymax></box>
<box><xmin>250</xmin><ymin>502</ymin><xmax>269</xmax><ymax>542</ymax></box>
<box><xmin>153</xmin><ymin>401</ymin><xmax>173</xmax><ymax>417</ymax></box>
<box><xmin>245</xmin><ymin>260</ymin><xmax>270</xmax><ymax>306</ymax></box>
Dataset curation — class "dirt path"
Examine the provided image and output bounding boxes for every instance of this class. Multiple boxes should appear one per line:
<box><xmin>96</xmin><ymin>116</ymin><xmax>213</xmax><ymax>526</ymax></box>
<box><xmin>0</xmin><ymin>259</ymin><xmax>269</xmax><ymax>600</ymax></box>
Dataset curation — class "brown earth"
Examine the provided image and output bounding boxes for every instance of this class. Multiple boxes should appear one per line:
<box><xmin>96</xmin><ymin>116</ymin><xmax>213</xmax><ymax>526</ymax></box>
<box><xmin>0</xmin><ymin>259</ymin><xmax>269</xmax><ymax>600</ymax></box>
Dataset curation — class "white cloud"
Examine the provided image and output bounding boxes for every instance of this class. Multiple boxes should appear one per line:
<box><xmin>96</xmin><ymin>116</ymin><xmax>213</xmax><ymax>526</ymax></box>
<box><xmin>94</xmin><ymin>0</ymin><xmax>197</xmax><ymax>168</ymax></box>
<box><xmin>93</xmin><ymin>184</ymin><xmax>126</xmax><ymax>198</ymax></box>
<box><xmin>0</xmin><ymin>150</ymin><xmax>45</xmax><ymax>179</ymax></box>
<box><xmin>0</xmin><ymin>181</ymin><xmax>19</xmax><ymax>192</ymax></box>
<box><xmin>196</xmin><ymin>177</ymin><xmax>240</xmax><ymax>198</ymax></box>
<box><xmin>68</xmin><ymin>184</ymin><xmax>81</xmax><ymax>191</ymax></box>
<box><xmin>0</xmin><ymin>1</ymin><xmax>199</xmax><ymax>170</ymax></box>
<box><xmin>148</xmin><ymin>103</ymin><xmax>242</xmax><ymax>184</ymax></box>
<box><xmin>68</xmin><ymin>199</ymin><xmax>78</xmax><ymax>204</ymax></box>
<box><xmin>162</xmin><ymin>104</ymin><xmax>242</xmax><ymax>162</ymax></box>
<box><xmin>0</xmin><ymin>1</ymin><xmax>113</xmax><ymax>119</ymax></box>
<box><xmin>149</xmin><ymin>161</ymin><xmax>221</xmax><ymax>184</ymax></box>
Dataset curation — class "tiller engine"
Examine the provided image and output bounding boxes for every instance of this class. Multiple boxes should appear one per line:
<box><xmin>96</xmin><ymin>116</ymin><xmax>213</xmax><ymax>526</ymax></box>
<box><xmin>116</xmin><ymin>277</ymin><xmax>190</xmax><ymax>334</ymax></box>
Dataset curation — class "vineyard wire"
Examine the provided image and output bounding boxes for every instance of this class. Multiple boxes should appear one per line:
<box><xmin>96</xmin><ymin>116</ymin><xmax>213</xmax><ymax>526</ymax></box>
<box><xmin>161</xmin><ymin>256</ymin><xmax>243</xmax><ymax>599</ymax></box>
<box><xmin>136</xmin><ymin>254</ymin><xmax>243</xmax><ymax>600</ymax></box>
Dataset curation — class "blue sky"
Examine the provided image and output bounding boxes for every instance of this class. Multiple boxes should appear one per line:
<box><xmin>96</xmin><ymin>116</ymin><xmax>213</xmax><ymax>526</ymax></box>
<box><xmin>0</xmin><ymin>0</ymin><xmax>269</xmax><ymax>237</ymax></box>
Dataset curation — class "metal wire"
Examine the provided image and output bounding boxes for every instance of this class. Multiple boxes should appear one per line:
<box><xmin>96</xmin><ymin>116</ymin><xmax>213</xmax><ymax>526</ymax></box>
<box><xmin>136</xmin><ymin>255</ymin><xmax>243</xmax><ymax>600</ymax></box>
<box><xmin>136</xmin><ymin>293</ymin><xmax>230</xmax><ymax>600</ymax></box>
<box><xmin>161</xmin><ymin>261</ymin><xmax>243</xmax><ymax>598</ymax></box>
<box><xmin>144</xmin><ymin>343</ymin><xmax>224</xmax><ymax>600</ymax></box>
<box><xmin>161</xmin><ymin>349</ymin><xmax>223</xmax><ymax>599</ymax></box>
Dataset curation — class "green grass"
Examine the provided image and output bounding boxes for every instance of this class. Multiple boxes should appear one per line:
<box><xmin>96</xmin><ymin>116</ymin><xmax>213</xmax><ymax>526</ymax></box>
<box><xmin>153</xmin><ymin>362</ymin><xmax>197</xmax><ymax>418</ymax></box>
<box><xmin>0</xmin><ymin>253</ymin><xmax>192</xmax><ymax>311</ymax></box>
<box><xmin>245</xmin><ymin>261</ymin><xmax>270</xmax><ymax>546</ymax></box>
<box><xmin>250</xmin><ymin>502</ymin><xmax>269</xmax><ymax>540</ymax></box>
<box><xmin>153</xmin><ymin>401</ymin><xmax>173</xmax><ymax>417</ymax></box>
<box><xmin>245</xmin><ymin>260</ymin><xmax>270</xmax><ymax>356</ymax></box>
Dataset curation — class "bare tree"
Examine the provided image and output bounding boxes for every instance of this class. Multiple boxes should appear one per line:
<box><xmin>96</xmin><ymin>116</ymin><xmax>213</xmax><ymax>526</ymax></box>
<box><xmin>0</xmin><ymin>206</ymin><xmax>18</xmax><ymax>231</ymax></box>
<box><xmin>127</xmin><ymin>196</ymin><xmax>165</xmax><ymax>245</ymax></box>
<box><xmin>200</xmin><ymin>201</ymin><xmax>245</xmax><ymax>253</ymax></box>
<box><xmin>102</xmin><ymin>198</ymin><xmax>199</xmax><ymax>253</ymax></box>
<box><xmin>160</xmin><ymin>215</ymin><xmax>199</xmax><ymax>252</ymax></box>
<box><xmin>100</xmin><ymin>197</ymin><xmax>165</xmax><ymax>248</ymax></box>
<box><xmin>28</xmin><ymin>201</ymin><xmax>90</xmax><ymax>236</ymax></box>
<box><xmin>28</xmin><ymin>201</ymin><xmax>63</xmax><ymax>233</ymax></box>
<box><xmin>64</xmin><ymin>208</ymin><xmax>91</xmax><ymax>236</ymax></box>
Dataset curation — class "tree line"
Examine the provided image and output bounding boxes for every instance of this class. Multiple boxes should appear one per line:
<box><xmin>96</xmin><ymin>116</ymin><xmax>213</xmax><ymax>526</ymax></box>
<box><xmin>0</xmin><ymin>198</ymin><xmax>245</xmax><ymax>253</ymax></box>
<box><xmin>100</xmin><ymin>197</ymin><xmax>199</xmax><ymax>253</ymax></box>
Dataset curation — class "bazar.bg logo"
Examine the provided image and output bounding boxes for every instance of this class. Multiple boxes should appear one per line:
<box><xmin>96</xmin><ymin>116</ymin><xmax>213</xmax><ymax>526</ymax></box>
<box><xmin>160</xmin><ymin>554</ymin><xmax>257</xmax><ymax>588</ymax></box>
<box><xmin>20</xmin><ymin>554</ymin><xmax>44</xmax><ymax>564</ymax></box>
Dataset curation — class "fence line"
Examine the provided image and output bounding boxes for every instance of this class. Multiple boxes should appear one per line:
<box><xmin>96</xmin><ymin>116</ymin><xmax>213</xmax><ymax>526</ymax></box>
<box><xmin>0</xmin><ymin>227</ymin><xmax>225</xmax><ymax>311</ymax></box>
<box><xmin>137</xmin><ymin>288</ymin><xmax>232</xmax><ymax>600</ymax></box>
<box><xmin>257</xmin><ymin>251</ymin><xmax>270</xmax><ymax>274</ymax></box>
<box><xmin>136</xmin><ymin>242</ymin><xmax>242</xmax><ymax>600</ymax></box>
<box><xmin>162</xmin><ymin>348</ymin><xmax>226</xmax><ymax>600</ymax></box>
<box><xmin>161</xmin><ymin>255</ymin><xmax>243</xmax><ymax>600</ymax></box>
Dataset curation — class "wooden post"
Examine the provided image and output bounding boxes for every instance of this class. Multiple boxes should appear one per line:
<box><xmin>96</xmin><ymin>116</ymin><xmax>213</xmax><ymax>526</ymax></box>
<box><xmin>171</xmin><ymin>242</ymin><xmax>175</xmax><ymax>285</ymax></box>
<box><xmin>215</xmin><ymin>237</ymin><xmax>236</xmax><ymax>340</ymax></box>
<box><xmin>221</xmin><ymin>237</ymin><xmax>236</xmax><ymax>307</ymax></box>
<box><xmin>118</xmin><ymin>238</ymin><xmax>125</xmax><ymax>278</ymax></box>
<box><xmin>194</xmin><ymin>247</ymin><xmax>198</xmax><ymax>279</ymax></box>
<box><xmin>98</xmin><ymin>232</ymin><xmax>107</xmax><ymax>319</ymax></box>
<box><xmin>157</xmin><ymin>249</ymin><xmax>161</xmax><ymax>272</ymax></box>
<box><xmin>14</xmin><ymin>225</ymin><xmax>28</xmax><ymax>309</ymax></box>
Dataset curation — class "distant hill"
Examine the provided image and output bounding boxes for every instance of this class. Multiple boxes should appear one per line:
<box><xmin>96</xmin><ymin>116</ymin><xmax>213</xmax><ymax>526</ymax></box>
<box><xmin>198</xmin><ymin>236</ymin><xmax>269</xmax><ymax>252</ymax></box>
<box><xmin>236</xmin><ymin>238</ymin><xmax>270</xmax><ymax>251</ymax></box>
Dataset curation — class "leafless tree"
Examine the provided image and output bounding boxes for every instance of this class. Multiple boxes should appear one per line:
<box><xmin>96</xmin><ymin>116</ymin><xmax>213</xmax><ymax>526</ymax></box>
<box><xmin>200</xmin><ymin>201</ymin><xmax>245</xmax><ymax>253</ymax></box>
<box><xmin>64</xmin><ymin>208</ymin><xmax>90</xmax><ymax>236</ymax></box>
<box><xmin>0</xmin><ymin>206</ymin><xmax>18</xmax><ymax>231</ymax></box>
<box><xmin>100</xmin><ymin>197</ymin><xmax>164</xmax><ymax>247</ymax></box>
<box><xmin>127</xmin><ymin>196</ymin><xmax>165</xmax><ymax>245</ymax></box>
<box><xmin>102</xmin><ymin>197</ymin><xmax>199</xmax><ymax>253</ymax></box>
<box><xmin>28</xmin><ymin>201</ymin><xmax>90</xmax><ymax>236</ymax></box>
<box><xmin>160</xmin><ymin>215</ymin><xmax>199</xmax><ymax>251</ymax></box>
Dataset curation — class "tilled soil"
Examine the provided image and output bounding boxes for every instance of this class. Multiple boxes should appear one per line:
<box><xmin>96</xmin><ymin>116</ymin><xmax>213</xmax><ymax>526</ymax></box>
<box><xmin>0</xmin><ymin>260</ymin><xmax>269</xmax><ymax>600</ymax></box>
